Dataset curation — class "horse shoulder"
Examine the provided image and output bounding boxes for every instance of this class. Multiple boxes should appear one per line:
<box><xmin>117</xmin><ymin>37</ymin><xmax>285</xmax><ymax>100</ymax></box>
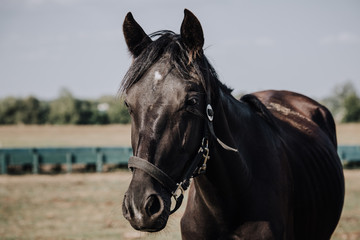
<box><xmin>181</xmin><ymin>183</ymin><xmax>220</xmax><ymax>239</ymax></box>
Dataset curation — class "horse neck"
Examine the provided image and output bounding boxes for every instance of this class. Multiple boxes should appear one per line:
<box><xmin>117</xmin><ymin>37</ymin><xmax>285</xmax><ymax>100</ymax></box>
<box><xmin>195</xmin><ymin>90</ymin><xmax>252</xmax><ymax>198</ymax></box>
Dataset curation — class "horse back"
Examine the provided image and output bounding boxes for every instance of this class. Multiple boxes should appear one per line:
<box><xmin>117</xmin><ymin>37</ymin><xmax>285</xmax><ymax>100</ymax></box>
<box><xmin>253</xmin><ymin>90</ymin><xmax>337</xmax><ymax>147</ymax></box>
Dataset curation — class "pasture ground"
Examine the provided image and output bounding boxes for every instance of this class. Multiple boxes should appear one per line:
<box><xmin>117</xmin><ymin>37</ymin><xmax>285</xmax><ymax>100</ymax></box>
<box><xmin>0</xmin><ymin>123</ymin><xmax>360</xmax><ymax>148</ymax></box>
<box><xmin>0</xmin><ymin>124</ymin><xmax>359</xmax><ymax>239</ymax></box>
<box><xmin>0</xmin><ymin>125</ymin><xmax>132</xmax><ymax>148</ymax></box>
<box><xmin>0</xmin><ymin>170</ymin><xmax>359</xmax><ymax>240</ymax></box>
<box><xmin>0</xmin><ymin>171</ymin><xmax>185</xmax><ymax>240</ymax></box>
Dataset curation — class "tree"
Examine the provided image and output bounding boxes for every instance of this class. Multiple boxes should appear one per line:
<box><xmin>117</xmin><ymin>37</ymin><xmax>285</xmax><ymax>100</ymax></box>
<box><xmin>47</xmin><ymin>89</ymin><xmax>118</xmax><ymax>125</ymax></box>
<box><xmin>98</xmin><ymin>95</ymin><xmax>130</xmax><ymax>124</ymax></box>
<box><xmin>321</xmin><ymin>81</ymin><xmax>360</xmax><ymax>122</ymax></box>
<box><xmin>342</xmin><ymin>93</ymin><xmax>360</xmax><ymax>122</ymax></box>
<box><xmin>0</xmin><ymin>97</ymin><xmax>22</xmax><ymax>124</ymax></box>
<box><xmin>48</xmin><ymin>89</ymin><xmax>80</xmax><ymax>124</ymax></box>
<box><xmin>0</xmin><ymin>96</ymin><xmax>49</xmax><ymax>124</ymax></box>
<box><xmin>0</xmin><ymin>90</ymin><xmax>131</xmax><ymax>125</ymax></box>
<box><xmin>21</xmin><ymin>96</ymin><xmax>49</xmax><ymax>124</ymax></box>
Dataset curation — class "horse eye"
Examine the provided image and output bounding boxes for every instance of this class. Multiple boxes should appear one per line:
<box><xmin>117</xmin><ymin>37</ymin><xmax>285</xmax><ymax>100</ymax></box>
<box><xmin>186</xmin><ymin>98</ymin><xmax>198</xmax><ymax>106</ymax></box>
<box><xmin>124</xmin><ymin>101</ymin><xmax>132</xmax><ymax>113</ymax></box>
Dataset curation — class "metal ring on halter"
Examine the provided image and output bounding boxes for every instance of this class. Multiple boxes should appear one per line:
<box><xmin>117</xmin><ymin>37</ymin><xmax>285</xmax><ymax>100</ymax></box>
<box><xmin>206</xmin><ymin>104</ymin><xmax>214</xmax><ymax>121</ymax></box>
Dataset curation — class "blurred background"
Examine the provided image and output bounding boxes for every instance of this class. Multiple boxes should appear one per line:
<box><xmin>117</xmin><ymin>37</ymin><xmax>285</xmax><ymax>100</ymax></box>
<box><xmin>0</xmin><ymin>1</ymin><xmax>359</xmax><ymax>239</ymax></box>
<box><xmin>0</xmin><ymin>0</ymin><xmax>360</xmax><ymax>124</ymax></box>
<box><xmin>1</xmin><ymin>0</ymin><xmax>360</xmax><ymax>97</ymax></box>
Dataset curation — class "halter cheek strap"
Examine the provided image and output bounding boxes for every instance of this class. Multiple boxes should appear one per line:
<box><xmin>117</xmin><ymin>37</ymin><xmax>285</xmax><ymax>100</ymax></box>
<box><xmin>206</xmin><ymin>104</ymin><xmax>238</xmax><ymax>153</ymax></box>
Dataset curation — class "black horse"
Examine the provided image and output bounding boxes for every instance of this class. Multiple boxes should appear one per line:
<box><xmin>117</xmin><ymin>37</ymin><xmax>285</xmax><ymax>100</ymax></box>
<box><xmin>121</xmin><ymin>9</ymin><xmax>344</xmax><ymax>240</ymax></box>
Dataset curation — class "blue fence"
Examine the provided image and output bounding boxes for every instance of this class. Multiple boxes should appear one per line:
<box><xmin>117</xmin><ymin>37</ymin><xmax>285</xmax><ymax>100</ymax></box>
<box><xmin>337</xmin><ymin>145</ymin><xmax>360</xmax><ymax>166</ymax></box>
<box><xmin>0</xmin><ymin>145</ymin><xmax>360</xmax><ymax>174</ymax></box>
<box><xmin>0</xmin><ymin>147</ymin><xmax>132</xmax><ymax>174</ymax></box>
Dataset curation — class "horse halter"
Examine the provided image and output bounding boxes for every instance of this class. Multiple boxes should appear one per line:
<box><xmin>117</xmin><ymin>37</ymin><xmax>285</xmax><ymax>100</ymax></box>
<box><xmin>128</xmin><ymin>100</ymin><xmax>238</xmax><ymax>214</ymax></box>
<box><xmin>128</xmin><ymin>58</ymin><xmax>238</xmax><ymax>214</ymax></box>
<box><xmin>128</xmin><ymin>103</ymin><xmax>213</xmax><ymax>214</ymax></box>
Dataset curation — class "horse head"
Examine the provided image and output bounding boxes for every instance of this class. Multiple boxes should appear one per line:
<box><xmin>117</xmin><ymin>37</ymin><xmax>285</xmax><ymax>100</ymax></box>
<box><xmin>121</xmin><ymin>9</ymin><xmax>209</xmax><ymax>232</ymax></box>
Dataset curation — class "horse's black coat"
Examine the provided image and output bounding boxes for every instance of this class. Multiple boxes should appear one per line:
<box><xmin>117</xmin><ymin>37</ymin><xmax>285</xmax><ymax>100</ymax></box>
<box><xmin>121</xmin><ymin>9</ymin><xmax>344</xmax><ymax>240</ymax></box>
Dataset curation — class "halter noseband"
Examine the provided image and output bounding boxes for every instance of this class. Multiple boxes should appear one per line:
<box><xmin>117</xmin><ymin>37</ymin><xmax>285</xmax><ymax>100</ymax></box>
<box><xmin>128</xmin><ymin>136</ymin><xmax>210</xmax><ymax>214</ymax></box>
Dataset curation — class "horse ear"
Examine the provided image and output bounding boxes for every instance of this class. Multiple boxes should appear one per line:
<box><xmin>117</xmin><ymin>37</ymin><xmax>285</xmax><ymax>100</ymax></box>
<box><xmin>123</xmin><ymin>12</ymin><xmax>152</xmax><ymax>57</ymax></box>
<box><xmin>180</xmin><ymin>9</ymin><xmax>204</xmax><ymax>58</ymax></box>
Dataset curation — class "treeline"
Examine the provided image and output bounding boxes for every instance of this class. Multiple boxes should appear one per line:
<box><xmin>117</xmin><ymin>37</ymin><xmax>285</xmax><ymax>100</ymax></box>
<box><xmin>1</xmin><ymin>82</ymin><xmax>360</xmax><ymax>125</ymax></box>
<box><xmin>0</xmin><ymin>89</ymin><xmax>130</xmax><ymax>125</ymax></box>
<box><xmin>321</xmin><ymin>81</ymin><xmax>360</xmax><ymax>123</ymax></box>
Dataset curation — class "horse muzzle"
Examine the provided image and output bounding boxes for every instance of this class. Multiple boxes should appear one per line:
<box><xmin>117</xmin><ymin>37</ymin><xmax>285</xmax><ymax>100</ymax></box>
<box><xmin>122</xmin><ymin>169</ymin><xmax>170</xmax><ymax>232</ymax></box>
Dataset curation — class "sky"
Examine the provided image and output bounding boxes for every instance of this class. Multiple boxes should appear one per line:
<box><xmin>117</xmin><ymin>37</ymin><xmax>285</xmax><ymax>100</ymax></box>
<box><xmin>0</xmin><ymin>0</ymin><xmax>359</xmax><ymax>100</ymax></box>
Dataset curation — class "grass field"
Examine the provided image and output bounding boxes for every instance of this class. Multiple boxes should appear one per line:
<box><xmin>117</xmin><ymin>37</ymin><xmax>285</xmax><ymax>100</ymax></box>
<box><xmin>0</xmin><ymin>125</ymin><xmax>132</xmax><ymax>148</ymax></box>
<box><xmin>0</xmin><ymin>171</ymin><xmax>184</xmax><ymax>240</ymax></box>
<box><xmin>0</xmin><ymin>170</ymin><xmax>359</xmax><ymax>240</ymax></box>
<box><xmin>0</xmin><ymin>123</ymin><xmax>360</xmax><ymax>148</ymax></box>
<box><xmin>336</xmin><ymin>123</ymin><xmax>360</xmax><ymax>145</ymax></box>
<box><xmin>0</xmin><ymin>123</ymin><xmax>359</xmax><ymax>239</ymax></box>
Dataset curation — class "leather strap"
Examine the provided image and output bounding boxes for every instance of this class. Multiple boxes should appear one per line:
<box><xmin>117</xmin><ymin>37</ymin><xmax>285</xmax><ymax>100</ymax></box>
<box><xmin>128</xmin><ymin>138</ymin><xmax>209</xmax><ymax>214</ymax></box>
<box><xmin>128</xmin><ymin>156</ymin><xmax>177</xmax><ymax>193</ymax></box>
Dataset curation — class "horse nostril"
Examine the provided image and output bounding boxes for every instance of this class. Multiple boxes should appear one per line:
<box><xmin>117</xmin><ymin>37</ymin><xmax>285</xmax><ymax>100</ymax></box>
<box><xmin>145</xmin><ymin>194</ymin><xmax>163</xmax><ymax>217</ymax></box>
<box><xmin>122</xmin><ymin>194</ymin><xmax>133</xmax><ymax>220</ymax></box>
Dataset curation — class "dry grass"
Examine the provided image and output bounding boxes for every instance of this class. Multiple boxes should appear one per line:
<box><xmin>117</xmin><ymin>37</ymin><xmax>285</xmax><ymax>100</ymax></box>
<box><xmin>332</xmin><ymin>170</ymin><xmax>360</xmax><ymax>240</ymax></box>
<box><xmin>336</xmin><ymin>123</ymin><xmax>360</xmax><ymax>145</ymax></box>
<box><xmin>0</xmin><ymin>123</ymin><xmax>359</xmax><ymax>148</ymax></box>
<box><xmin>0</xmin><ymin>171</ymin><xmax>185</xmax><ymax>240</ymax></box>
<box><xmin>0</xmin><ymin>125</ymin><xmax>131</xmax><ymax>148</ymax></box>
<box><xmin>0</xmin><ymin>170</ymin><xmax>359</xmax><ymax>239</ymax></box>
<box><xmin>0</xmin><ymin>124</ymin><xmax>359</xmax><ymax>239</ymax></box>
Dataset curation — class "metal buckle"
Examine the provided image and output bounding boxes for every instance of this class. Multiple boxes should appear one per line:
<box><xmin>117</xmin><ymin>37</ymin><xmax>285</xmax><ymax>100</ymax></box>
<box><xmin>170</xmin><ymin>182</ymin><xmax>185</xmax><ymax>214</ymax></box>
<box><xmin>172</xmin><ymin>183</ymin><xmax>184</xmax><ymax>201</ymax></box>
<box><xmin>197</xmin><ymin>138</ymin><xmax>210</xmax><ymax>175</ymax></box>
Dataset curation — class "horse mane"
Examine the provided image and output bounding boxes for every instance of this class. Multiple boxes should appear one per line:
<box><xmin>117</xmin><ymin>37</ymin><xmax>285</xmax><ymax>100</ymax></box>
<box><xmin>120</xmin><ymin>31</ymin><xmax>233</xmax><ymax>96</ymax></box>
<box><xmin>241</xmin><ymin>94</ymin><xmax>280</xmax><ymax>133</ymax></box>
